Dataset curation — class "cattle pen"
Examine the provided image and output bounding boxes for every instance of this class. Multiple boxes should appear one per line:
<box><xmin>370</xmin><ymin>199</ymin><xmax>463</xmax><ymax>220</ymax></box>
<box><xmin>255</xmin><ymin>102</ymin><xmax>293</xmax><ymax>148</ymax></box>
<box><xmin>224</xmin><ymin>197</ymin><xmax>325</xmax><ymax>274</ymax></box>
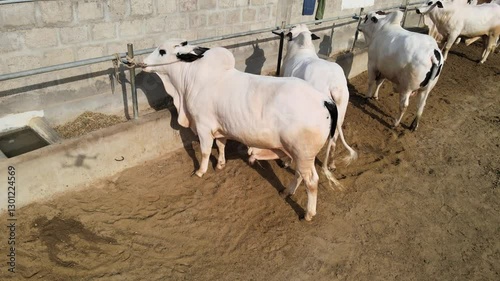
<box><xmin>0</xmin><ymin>0</ymin><xmax>499</xmax><ymax>280</ymax></box>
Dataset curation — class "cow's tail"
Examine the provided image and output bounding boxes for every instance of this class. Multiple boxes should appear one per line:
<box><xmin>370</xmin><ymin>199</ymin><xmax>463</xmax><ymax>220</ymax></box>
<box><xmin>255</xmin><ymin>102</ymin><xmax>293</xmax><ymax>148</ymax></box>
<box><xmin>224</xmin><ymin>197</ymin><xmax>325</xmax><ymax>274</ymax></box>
<box><xmin>322</xmin><ymin>101</ymin><xmax>343</xmax><ymax>190</ymax></box>
<box><xmin>337</xmin><ymin>123</ymin><xmax>358</xmax><ymax>166</ymax></box>
<box><xmin>420</xmin><ymin>49</ymin><xmax>444</xmax><ymax>88</ymax></box>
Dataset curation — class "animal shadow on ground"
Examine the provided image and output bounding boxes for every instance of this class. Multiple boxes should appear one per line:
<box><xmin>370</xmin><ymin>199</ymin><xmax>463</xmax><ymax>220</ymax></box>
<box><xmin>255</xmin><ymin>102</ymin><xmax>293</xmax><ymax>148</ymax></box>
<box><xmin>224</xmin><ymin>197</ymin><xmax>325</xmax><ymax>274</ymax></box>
<box><xmin>448</xmin><ymin>48</ymin><xmax>481</xmax><ymax>63</ymax></box>
<box><xmin>34</xmin><ymin>216</ymin><xmax>117</xmax><ymax>267</ymax></box>
<box><xmin>347</xmin><ymin>82</ymin><xmax>402</xmax><ymax>129</ymax></box>
<box><xmin>220</xmin><ymin>141</ymin><xmax>306</xmax><ymax>219</ymax></box>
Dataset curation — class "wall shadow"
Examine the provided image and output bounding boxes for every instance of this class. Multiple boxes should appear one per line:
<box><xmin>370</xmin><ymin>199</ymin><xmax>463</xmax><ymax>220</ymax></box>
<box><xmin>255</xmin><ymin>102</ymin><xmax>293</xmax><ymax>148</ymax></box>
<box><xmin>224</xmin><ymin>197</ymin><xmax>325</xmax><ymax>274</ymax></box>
<box><xmin>135</xmin><ymin>71</ymin><xmax>172</xmax><ymax>111</ymax></box>
<box><xmin>244</xmin><ymin>42</ymin><xmax>266</xmax><ymax>75</ymax></box>
<box><xmin>335</xmin><ymin>52</ymin><xmax>354</xmax><ymax>79</ymax></box>
<box><xmin>318</xmin><ymin>35</ymin><xmax>332</xmax><ymax>57</ymax></box>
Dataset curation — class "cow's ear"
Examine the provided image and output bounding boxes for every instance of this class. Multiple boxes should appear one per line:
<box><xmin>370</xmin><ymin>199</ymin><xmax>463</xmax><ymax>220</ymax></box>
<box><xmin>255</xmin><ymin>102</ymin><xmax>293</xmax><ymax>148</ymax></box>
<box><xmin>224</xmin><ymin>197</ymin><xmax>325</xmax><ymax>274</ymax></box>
<box><xmin>436</xmin><ymin>1</ymin><xmax>443</xmax><ymax>8</ymax></box>
<box><xmin>311</xmin><ymin>33</ymin><xmax>320</xmax><ymax>40</ymax></box>
<box><xmin>176</xmin><ymin>47</ymin><xmax>210</xmax><ymax>62</ymax></box>
<box><xmin>286</xmin><ymin>32</ymin><xmax>293</xmax><ymax>40</ymax></box>
<box><xmin>371</xmin><ymin>16</ymin><xmax>378</xmax><ymax>23</ymax></box>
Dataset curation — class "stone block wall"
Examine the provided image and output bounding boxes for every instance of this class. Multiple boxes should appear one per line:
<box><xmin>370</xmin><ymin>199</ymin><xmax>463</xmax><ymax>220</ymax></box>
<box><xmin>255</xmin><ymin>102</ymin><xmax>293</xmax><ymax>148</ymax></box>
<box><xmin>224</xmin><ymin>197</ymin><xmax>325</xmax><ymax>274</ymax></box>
<box><xmin>0</xmin><ymin>0</ymin><xmax>424</xmax><ymax>126</ymax></box>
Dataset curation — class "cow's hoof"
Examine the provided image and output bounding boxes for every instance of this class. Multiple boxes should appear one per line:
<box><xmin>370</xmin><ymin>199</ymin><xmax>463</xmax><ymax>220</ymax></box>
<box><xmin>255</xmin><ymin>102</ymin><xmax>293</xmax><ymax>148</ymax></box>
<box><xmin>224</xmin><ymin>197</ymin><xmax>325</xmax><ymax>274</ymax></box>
<box><xmin>194</xmin><ymin>170</ymin><xmax>204</xmax><ymax>178</ymax></box>
<box><xmin>304</xmin><ymin>213</ymin><xmax>314</xmax><ymax>222</ymax></box>
<box><xmin>248</xmin><ymin>156</ymin><xmax>256</xmax><ymax>165</ymax></box>
<box><xmin>392</xmin><ymin>120</ymin><xmax>400</xmax><ymax>128</ymax></box>
<box><xmin>216</xmin><ymin>162</ymin><xmax>225</xmax><ymax>170</ymax></box>
<box><xmin>409</xmin><ymin>120</ymin><xmax>419</xmax><ymax>132</ymax></box>
<box><xmin>279</xmin><ymin>190</ymin><xmax>290</xmax><ymax>199</ymax></box>
<box><xmin>328</xmin><ymin>163</ymin><xmax>337</xmax><ymax>171</ymax></box>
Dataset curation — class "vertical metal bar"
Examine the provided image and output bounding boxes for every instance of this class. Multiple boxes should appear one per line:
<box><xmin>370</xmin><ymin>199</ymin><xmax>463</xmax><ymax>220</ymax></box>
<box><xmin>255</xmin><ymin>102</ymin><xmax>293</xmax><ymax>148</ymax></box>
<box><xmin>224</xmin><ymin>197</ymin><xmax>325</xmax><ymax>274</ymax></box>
<box><xmin>351</xmin><ymin>7</ymin><xmax>364</xmax><ymax>52</ymax></box>
<box><xmin>276</xmin><ymin>31</ymin><xmax>285</xmax><ymax>76</ymax></box>
<box><xmin>272</xmin><ymin>29</ymin><xmax>285</xmax><ymax>76</ymax></box>
<box><xmin>127</xmin><ymin>43</ymin><xmax>139</xmax><ymax>120</ymax></box>
<box><xmin>402</xmin><ymin>0</ymin><xmax>410</xmax><ymax>27</ymax></box>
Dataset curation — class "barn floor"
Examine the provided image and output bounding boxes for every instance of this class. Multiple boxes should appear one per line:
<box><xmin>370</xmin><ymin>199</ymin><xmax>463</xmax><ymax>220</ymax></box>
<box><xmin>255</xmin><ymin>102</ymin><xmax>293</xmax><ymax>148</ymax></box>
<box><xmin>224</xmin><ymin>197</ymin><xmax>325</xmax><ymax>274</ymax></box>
<box><xmin>1</xmin><ymin>43</ymin><xmax>499</xmax><ymax>281</ymax></box>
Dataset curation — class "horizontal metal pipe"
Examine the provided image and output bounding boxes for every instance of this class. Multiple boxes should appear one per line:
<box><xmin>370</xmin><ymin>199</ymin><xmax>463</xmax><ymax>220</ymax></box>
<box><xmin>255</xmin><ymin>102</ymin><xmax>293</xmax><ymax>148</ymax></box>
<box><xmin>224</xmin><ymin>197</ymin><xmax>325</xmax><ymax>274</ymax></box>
<box><xmin>133</xmin><ymin>26</ymin><xmax>281</xmax><ymax>56</ymax></box>
<box><xmin>0</xmin><ymin>53</ymin><xmax>127</xmax><ymax>82</ymax></box>
<box><xmin>284</xmin><ymin>13</ymin><xmax>358</xmax><ymax>29</ymax></box>
<box><xmin>0</xmin><ymin>0</ymin><xmax>33</xmax><ymax>5</ymax></box>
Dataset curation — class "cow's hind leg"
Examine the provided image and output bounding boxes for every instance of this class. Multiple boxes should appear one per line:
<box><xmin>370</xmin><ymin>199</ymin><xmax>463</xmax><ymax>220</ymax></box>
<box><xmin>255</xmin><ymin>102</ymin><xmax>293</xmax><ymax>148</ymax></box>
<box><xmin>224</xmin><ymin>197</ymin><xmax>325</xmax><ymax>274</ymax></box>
<box><xmin>301</xmin><ymin>163</ymin><xmax>320</xmax><ymax>222</ymax></box>
<box><xmin>394</xmin><ymin>91</ymin><xmax>411</xmax><ymax>128</ymax></box>
<box><xmin>215</xmin><ymin>138</ymin><xmax>227</xmax><ymax>169</ymax></box>
<box><xmin>294</xmin><ymin>158</ymin><xmax>319</xmax><ymax>221</ymax></box>
<box><xmin>480</xmin><ymin>34</ymin><xmax>498</xmax><ymax>64</ymax></box>
<box><xmin>410</xmin><ymin>87</ymin><xmax>432</xmax><ymax>131</ymax></box>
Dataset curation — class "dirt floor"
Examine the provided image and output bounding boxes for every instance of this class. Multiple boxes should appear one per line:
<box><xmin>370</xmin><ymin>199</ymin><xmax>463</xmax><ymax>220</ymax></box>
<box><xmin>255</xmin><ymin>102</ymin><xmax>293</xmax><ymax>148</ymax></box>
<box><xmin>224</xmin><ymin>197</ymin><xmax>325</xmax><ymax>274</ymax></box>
<box><xmin>1</xmin><ymin>42</ymin><xmax>499</xmax><ymax>281</ymax></box>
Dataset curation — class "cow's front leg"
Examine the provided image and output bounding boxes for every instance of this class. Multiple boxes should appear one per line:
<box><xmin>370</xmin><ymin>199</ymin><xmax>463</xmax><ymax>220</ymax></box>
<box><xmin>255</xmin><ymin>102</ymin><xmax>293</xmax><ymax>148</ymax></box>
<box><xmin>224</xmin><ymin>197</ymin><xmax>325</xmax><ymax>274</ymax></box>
<box><xmin>479</xmin><ymin>34</ymin><xmax>497</xmax><ymax>64</ymax></box>
<box><xmin>194</xmin><ymin>132</ymin><xmax>214</xmax><ymax>177</ymax></box>
<box><xmin>215</xmin><ymin>138</ymin><xmax>227</xmax><ymax>170</ymax></box>
<box><xmin>442</xmin><ymin>33</ymin><xmax>459</xmax><ymax>60</ymax></box>
<box><xmin>366</xmin><ymin>68</ymin><xmax>384</xmax><ymax>100</ymax></box>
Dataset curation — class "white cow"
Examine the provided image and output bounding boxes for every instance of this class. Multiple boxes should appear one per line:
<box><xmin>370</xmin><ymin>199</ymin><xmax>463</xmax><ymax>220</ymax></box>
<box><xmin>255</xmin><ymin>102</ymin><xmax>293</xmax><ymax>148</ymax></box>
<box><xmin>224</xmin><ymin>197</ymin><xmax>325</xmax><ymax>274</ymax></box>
<box><xmin>358</xmin><ymin>11</ymin><xmax>444</xmax><ymax>131</ymax></box>
<box><xmin>422</xmin><ymin>0</ymin><xmax>471</xmax><ymax>44</ymax></box>
<box><xmin>281</xmin><ymin>24</ymin><xmax>357</xmax><ymax>171</ymax></box>
<box><xmin>416</xmin><ymin>0</ymin><xmax>500</xmax><ymax>63</ymax></box>
<box><xmin>141</xmin><ymin>39</ymin><xmax>340</xmax><ymax>221</ymax></box>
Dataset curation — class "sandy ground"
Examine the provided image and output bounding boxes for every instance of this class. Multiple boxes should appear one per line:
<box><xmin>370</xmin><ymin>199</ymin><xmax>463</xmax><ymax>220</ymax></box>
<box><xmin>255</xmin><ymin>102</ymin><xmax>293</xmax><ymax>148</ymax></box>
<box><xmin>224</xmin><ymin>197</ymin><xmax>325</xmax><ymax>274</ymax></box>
<box><xmin>1</xmin><ymin>42</ymin><xmax>499</xmax><ymax>281</ymax></box>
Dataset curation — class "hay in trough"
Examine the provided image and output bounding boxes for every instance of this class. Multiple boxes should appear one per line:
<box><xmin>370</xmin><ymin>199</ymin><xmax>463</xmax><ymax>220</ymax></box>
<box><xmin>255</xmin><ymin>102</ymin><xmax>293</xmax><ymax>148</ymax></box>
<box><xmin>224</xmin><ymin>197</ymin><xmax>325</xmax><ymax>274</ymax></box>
<box><xmin>54</xmin><ymin>112</ymin><xmax>125</xmax><ymax>139</ymax></box>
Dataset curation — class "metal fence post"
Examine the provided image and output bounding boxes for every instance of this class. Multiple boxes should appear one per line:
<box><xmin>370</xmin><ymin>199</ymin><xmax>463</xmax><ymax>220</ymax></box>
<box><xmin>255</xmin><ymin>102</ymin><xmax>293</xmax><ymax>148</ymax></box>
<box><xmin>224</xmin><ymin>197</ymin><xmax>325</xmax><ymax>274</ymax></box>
<box><xmin>401</xmin><ymin>0</ymin><xmax>410</xmax><ymax>27</ymax></box>
<box><xmin>350</xmin><ymin>7</ymin><xmax>364</xmax><ymax>52</ymax></box>
<box><xmin>127</xmin><ymin>43</ymin><xmax>139</xmax><ymax>120</ymax></box>
<box><xmin>272</xmin><ymin>29</ymin><xmax>285</xmax><ymax>76</ymax></box>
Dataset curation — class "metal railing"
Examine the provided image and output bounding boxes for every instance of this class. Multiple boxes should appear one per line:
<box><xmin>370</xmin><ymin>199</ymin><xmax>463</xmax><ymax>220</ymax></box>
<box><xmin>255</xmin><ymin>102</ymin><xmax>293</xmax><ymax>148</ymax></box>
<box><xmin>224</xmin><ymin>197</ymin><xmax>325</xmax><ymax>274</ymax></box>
<box><xmin>0</xmin><ymin>0</ymin><xmax>427</xmax><ymax>119</ymax></box>
<box><xmin>0</xmin><ymin>0</ymin><xmax>34</xmax><ymax>5</ymax></box>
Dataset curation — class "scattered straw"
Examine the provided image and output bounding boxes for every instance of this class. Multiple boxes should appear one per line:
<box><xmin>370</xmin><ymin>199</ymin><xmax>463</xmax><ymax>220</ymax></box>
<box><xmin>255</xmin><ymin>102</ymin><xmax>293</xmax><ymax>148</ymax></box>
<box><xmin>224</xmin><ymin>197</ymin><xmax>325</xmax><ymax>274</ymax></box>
<box><xmin>54</xmin><ymin>112</ymin><xmax>125</xmax><ymax>139</ymax></box>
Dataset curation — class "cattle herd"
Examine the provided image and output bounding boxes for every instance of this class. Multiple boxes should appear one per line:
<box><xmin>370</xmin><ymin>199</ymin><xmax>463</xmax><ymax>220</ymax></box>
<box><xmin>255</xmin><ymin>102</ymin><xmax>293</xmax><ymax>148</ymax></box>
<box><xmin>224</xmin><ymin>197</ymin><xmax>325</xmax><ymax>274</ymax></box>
<box><xmin>139</xmin><ymin>0</ymin><xmax>499</xmax><ymax>221</ymax></box>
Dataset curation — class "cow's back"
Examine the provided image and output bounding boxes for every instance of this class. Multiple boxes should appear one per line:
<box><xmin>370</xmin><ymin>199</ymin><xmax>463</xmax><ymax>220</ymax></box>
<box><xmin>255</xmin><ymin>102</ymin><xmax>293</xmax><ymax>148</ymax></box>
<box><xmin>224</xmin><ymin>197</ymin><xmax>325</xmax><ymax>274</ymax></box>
<box><xmin>435</xmin><ymin>3</ymin><xmax>500</xmax><ymax>36</ymax></box>
<box><xmin>284</xmin><ymin>56</ymin><xmax>346</xmax><ymax>96</ymax></box>
<box><xmin>371</xmin><ymin>27</ymin><xmax>437</xmax><ymax>81</ymax></box>
<box><xmin>211</xmin><ymin>72</ymin><xmax>331</xmax><ymax>148</ymax></box>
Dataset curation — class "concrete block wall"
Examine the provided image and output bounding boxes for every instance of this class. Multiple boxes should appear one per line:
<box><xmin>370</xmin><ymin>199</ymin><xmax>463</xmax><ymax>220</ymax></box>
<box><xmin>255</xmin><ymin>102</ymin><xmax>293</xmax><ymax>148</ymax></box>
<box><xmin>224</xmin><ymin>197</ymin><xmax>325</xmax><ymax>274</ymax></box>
<box><xmin>0</xmin><ymin>0</ymin><xmax>424</xmax><ymax>128</ymax></box>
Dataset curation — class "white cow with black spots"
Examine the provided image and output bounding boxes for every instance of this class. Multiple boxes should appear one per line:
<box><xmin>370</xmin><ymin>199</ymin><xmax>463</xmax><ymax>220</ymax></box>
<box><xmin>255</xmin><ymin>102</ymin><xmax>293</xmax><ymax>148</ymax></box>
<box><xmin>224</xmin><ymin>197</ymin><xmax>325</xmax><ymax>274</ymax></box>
<box><xmin>358</xmin><ymin>11</ymin><xmax>444</xmax><ymax>131</ymax></box>
<box><xmin>416</xmin><ymin>0</ymin><xmax>500</xmax><ymax>63</ymax></box>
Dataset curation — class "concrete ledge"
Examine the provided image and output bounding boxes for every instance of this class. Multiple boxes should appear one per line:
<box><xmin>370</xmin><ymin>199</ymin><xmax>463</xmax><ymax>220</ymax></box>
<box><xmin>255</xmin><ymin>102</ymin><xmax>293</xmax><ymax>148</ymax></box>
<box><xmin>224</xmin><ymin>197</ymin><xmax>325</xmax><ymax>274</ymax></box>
<box><xmin>0</xmin><ymin>108</ymin><xmax>196</xmax><ymax>212</ymax></box>
<box><xmin>334</xmin><ymin>49</ymin><xmax>369</xmax><ymax>80</ymax></box>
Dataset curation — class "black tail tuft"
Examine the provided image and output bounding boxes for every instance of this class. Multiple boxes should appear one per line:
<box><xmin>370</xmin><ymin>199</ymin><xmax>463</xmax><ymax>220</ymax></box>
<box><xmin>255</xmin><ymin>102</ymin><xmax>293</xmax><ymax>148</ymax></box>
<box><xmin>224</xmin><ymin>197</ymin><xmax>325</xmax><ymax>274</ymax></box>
<box><xmin>324</xmin><ymin>101</ymin><xmax>338</xmax><ymax>139</ymax></box>
<box><xmin>420</xmin><ymin>49</ymin><xmax>443</xmax><ymax>87</ymax></box>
